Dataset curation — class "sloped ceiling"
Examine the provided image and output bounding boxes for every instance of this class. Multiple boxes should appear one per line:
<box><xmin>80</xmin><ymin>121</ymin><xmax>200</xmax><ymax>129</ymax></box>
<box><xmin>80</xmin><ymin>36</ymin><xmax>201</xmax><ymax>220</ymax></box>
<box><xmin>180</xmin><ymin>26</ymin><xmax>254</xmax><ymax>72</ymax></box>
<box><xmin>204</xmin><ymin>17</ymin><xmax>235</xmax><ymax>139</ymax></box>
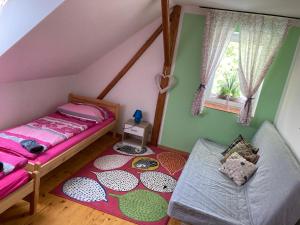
<box><xmin>0</xmin><ymin>0</ymin><xmax>64</xmax><ymax>55</ymax></box>
<box><xmin>0</xmin><ymin>0</ymin><xmax>165</xmax><ymax>83</ymax></box>
<box><xmin>1</xmin><ymin>0</ymin><xmax>299</xmax><ymax>83</ymax></box>
<box><xmin>174</xmin><ymin>0</ymin><xmax>300</xmax><ymax>18</ymax></box>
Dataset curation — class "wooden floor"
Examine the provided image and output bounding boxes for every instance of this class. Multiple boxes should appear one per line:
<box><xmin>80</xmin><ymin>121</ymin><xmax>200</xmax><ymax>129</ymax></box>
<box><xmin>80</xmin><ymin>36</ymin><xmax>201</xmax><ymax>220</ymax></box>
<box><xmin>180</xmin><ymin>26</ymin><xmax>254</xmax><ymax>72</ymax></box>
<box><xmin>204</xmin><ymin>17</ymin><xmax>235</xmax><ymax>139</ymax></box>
<box><xmin>0</xmin><ymin>134</ymin><xmax>181</xmax><ymax>225</ymax></box>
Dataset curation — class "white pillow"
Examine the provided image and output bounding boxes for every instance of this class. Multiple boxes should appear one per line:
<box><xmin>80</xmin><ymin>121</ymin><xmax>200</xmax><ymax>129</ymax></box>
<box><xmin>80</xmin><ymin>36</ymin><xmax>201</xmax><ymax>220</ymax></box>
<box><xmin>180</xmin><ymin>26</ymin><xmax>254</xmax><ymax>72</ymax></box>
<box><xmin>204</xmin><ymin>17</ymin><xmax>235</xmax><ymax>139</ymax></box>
<box><xmin>219</xmin><ymin>152</ymin><xmax>257</xmax><ymax>186</ymax></box>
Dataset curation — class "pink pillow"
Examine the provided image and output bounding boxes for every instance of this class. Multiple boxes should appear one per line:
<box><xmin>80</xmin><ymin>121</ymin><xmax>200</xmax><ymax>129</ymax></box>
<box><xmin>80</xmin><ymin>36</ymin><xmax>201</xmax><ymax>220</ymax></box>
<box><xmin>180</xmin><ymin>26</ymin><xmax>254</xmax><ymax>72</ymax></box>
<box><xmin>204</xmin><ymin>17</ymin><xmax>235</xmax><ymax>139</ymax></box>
<box><xmin>57</xmin><ymin>103</ymin><xmax>109</xmax><ymax>123</ymax></box>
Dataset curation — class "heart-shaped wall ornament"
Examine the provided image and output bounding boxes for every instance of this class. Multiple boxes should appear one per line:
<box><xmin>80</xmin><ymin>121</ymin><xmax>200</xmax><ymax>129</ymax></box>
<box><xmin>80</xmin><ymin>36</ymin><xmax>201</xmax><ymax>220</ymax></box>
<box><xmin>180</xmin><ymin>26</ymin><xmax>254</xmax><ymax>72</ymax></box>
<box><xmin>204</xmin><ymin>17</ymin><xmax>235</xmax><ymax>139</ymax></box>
<box><xmin>155</xmin><ymin>74</ymin><xmax>176</xmax><ymax>94</ymax></box>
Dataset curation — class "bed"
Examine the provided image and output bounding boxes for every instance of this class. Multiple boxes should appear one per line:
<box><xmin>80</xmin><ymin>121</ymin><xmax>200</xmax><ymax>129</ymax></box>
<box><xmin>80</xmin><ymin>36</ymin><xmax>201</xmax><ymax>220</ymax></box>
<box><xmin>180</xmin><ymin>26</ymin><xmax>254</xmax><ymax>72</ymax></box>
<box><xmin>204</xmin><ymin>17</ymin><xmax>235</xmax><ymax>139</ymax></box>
<box><xmin>0</xmin><ymin>152</ymin><xmax>39</xmax><ymax>214</ymax></box>
<box><xmin>0</xmin><ymin>93</ymin><xmax>120</xmax><ymax>177</ymax></box>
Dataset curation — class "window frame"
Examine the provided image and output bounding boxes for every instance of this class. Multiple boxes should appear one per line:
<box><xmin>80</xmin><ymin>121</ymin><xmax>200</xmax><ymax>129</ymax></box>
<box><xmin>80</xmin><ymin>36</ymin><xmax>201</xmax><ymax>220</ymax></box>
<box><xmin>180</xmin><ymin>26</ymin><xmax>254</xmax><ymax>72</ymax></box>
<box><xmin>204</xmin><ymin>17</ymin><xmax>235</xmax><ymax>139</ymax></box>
<box><xmin>205</xmin><ymin>31</ymin><xmax>262</xmax><ymax>116</ymax></box>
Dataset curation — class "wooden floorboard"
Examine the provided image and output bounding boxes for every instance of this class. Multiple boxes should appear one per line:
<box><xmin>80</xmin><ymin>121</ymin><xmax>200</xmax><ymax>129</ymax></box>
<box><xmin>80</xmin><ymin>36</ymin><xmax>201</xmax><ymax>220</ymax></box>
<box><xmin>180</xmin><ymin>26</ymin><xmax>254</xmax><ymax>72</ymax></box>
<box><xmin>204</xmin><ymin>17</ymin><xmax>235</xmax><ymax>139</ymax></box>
<box><xmin>0</xmin><ymin>134</ymin><xmax>180</xmax><ymax>225</ymax></box>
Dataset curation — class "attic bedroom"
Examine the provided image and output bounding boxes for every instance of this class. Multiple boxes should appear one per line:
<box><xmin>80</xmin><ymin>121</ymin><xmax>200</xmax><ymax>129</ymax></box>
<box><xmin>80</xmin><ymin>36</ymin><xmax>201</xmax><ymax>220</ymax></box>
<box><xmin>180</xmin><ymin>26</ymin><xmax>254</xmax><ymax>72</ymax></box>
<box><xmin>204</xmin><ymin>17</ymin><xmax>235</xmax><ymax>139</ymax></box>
<box><xmin>0</xmin><ymin>0</ymin><xmax>300</xmax><ymax>225</ymax></box>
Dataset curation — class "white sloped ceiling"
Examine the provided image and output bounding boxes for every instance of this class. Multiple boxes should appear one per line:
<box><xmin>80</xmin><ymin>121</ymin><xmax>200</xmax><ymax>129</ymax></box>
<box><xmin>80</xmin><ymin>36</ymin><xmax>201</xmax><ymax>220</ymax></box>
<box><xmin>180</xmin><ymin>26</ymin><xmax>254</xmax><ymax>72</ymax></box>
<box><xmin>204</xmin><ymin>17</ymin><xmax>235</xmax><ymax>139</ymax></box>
<box><xmin>1</xmin><ymin>0</ymin><xmax>299</xmax><ymax>83</ymax></box>
<box><xmin>0</xmin><ymin>0</ymin><xmax>64</xmax><ymax>55</ymax></box>
<box><xmin>0</xmin><ymin>0</ymin><xmax>165</xmax><ymax>83</ymax></box>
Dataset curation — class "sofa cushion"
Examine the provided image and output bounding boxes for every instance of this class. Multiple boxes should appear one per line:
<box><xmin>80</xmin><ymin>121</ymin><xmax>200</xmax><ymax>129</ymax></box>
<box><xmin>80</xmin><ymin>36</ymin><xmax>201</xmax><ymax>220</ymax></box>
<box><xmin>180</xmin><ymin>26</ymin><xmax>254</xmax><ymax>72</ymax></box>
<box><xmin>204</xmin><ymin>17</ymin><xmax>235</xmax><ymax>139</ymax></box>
<box><xmin>221</xmin><ymin>135</ymin><xmax>259</xmax><ymax>164</ymax></box>
<box><xmin>222</xmin><ymin>135</ymin><xmax>244</xmax><ymax>156</ymax></box>
<box><xmin>221</xmin><ymin>143</ymin><xmax>259</xmax><ymax>164</ymax></box>
<box><xmin>220</xmin><ymin>152</ymin><xmax>257</xmax><ymax>186</ymax></box>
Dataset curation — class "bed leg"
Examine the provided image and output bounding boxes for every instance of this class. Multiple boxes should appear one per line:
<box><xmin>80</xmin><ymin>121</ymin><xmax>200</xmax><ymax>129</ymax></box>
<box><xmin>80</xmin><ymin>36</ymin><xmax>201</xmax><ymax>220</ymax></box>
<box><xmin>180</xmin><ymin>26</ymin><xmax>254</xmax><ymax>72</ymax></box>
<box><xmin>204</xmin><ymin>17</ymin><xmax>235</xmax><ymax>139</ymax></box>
<box><xmin>30</xmin><ymin>171</ymin><xmax>40</xmax><ymax>215</ymax></box>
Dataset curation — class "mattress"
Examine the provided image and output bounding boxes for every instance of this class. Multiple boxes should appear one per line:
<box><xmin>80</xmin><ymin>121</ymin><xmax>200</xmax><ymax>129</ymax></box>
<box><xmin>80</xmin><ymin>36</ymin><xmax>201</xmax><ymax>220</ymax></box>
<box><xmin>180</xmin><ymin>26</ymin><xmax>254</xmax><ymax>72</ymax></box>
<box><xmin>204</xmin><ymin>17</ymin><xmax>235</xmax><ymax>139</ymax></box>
<box><xmin>29</xmin><ymin>117</ymin><xmax>115</xmax><ymax>165</ymax></box>
<box><xmin>0</xmin><ymin>169</ymin><xmax>30</xmax><ymax>200</ymax></box>
<box><xmin>168</xmin><ymin>138</ymin><xmax>251</xmax><ymax>225</ymax></box>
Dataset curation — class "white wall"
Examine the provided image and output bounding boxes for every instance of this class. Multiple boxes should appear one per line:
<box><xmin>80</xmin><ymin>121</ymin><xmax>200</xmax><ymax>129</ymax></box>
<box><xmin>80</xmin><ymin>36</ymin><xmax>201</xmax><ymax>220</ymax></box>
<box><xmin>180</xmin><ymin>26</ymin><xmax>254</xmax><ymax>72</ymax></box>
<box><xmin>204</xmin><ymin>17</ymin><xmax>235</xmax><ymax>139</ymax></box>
<box><xmin>0</xmin><ymin>75</ymin><xmax>79</xmax><ymax>130</ymax></box>
<box><xmin>276</xmin><ymin>39</ymin><xmax>300</xmax><ymax>161</ymax></box>
<box><xmin>0</xmin><ymin>18</ymin><xmax>163</xmax><ymax>132</ymax></box>
<box><xmin>0</xmin><ymin>0</ymin><xmax>64</xmax><ymax>55</ymax></box>
<box><xmin>74</xmin><ymin>19</ymin><xmax>164</xmax><ymax>131</ymax></box>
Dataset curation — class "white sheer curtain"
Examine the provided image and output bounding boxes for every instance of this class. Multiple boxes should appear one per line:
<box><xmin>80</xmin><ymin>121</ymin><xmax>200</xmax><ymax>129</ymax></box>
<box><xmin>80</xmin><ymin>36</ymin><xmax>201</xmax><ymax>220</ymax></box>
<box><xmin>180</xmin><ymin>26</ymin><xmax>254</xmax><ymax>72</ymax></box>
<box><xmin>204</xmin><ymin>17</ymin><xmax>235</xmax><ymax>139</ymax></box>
<box><xmin>192</xmin><ymin>10</ymin><xmax>239</xmax><ymax>116</ymax></box>
<box><xmin>0</xmin><ymin>0</ymin><xmax>8</xmax><ymax>8</ymax></box>
<box><xmin>238</xmin><ymin>14</ymin><xmax>289</xmax><ymax>125</ymax></box>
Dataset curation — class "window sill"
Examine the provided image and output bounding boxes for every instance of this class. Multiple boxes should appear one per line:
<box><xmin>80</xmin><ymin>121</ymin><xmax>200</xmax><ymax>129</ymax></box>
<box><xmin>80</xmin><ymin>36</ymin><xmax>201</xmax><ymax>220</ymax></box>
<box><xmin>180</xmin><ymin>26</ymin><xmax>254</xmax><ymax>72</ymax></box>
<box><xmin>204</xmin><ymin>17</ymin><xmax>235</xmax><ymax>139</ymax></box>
<box><xmin>205</xmin><ymin>101</ymin><xmax>240</xmax><ymax>115</ymax></box>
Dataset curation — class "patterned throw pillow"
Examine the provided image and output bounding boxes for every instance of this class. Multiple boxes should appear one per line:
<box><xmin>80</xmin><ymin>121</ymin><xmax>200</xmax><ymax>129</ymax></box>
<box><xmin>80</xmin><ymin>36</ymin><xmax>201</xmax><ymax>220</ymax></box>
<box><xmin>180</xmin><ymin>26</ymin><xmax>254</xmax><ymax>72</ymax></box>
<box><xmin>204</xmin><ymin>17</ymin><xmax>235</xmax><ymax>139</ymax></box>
<box><xmin>221</xmin><ymin>135</ymin><xmax>244</xmax><ymax>156</ymax></box>
<box><xmin>219</xmin><ymin>152</ymin><xmax>257</xmax><ymax>186</ymax></box>
<box><xmin>236</xmin><ymin>145</ymin><xmax>260</xmax><ymax>164</ymax></box>
<box><xmin>221</xmin><ymin>135</ymin><xmax>259</xmax><ymax>164</ymax></box>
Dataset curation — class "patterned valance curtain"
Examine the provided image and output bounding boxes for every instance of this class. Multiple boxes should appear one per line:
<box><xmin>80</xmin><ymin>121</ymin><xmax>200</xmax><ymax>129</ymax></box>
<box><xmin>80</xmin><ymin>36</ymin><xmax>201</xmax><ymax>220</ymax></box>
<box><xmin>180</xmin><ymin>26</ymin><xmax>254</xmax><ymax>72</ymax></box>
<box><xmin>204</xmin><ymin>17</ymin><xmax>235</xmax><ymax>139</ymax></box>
<box><xmin>191</xmin><ymin>10</ymin><xmax>239</xmax><ymax>116</ymax></box>
<box><xmin>238</xmin><ymin>14</ymin><xmax>289</xmax><ymax>125</ymax></box>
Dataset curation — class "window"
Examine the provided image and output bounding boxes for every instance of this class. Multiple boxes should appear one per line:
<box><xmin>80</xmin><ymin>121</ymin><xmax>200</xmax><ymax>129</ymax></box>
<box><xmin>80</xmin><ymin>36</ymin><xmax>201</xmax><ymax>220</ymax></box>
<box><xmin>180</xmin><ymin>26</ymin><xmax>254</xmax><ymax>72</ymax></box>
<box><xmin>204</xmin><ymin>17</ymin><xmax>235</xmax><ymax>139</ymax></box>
<box><xmin>205</xmin><ymin>31</ymin><xmax>261</xmax><ymax>115</ymax></box>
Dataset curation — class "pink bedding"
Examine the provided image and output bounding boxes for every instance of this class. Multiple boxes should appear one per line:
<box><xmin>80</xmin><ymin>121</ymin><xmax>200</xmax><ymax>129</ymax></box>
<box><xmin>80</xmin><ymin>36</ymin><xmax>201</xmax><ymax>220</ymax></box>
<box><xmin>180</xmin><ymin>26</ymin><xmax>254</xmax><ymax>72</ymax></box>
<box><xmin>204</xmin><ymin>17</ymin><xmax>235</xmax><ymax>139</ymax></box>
<box><xmin>0</xmin><ymin>113</ymin><xmax>97</xmax><ymax>160</ymax></box>
<box><xmin>0</xmin><ymin>169</ymin><xmax>30</xmax><ymax>200</ymax></box>
<box><xmin>0</xmin><ymin>151</ymin><xmax>28</xmax><ymax>179</ymax></box>
<box><xmin>30</xmin><ymin>117</ymin><xmax>115</xmax><ymax>165</ymax></box>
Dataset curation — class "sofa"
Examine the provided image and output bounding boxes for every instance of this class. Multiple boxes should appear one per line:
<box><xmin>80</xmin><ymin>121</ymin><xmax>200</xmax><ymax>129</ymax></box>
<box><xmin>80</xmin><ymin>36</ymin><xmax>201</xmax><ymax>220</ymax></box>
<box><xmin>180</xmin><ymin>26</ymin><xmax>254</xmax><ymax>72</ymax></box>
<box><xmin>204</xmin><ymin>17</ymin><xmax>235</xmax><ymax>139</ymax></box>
<box><xmin>168</xmin><ymin>121</ymin><xmax>300</xmax><ymax>225</ymax></box>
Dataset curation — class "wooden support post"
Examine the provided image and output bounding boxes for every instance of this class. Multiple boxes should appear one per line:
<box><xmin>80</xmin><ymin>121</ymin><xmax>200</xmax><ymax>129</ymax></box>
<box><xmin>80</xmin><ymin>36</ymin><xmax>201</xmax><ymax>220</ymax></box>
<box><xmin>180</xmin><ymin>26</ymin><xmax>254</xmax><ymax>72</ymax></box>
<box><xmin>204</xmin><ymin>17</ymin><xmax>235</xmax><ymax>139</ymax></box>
<box><xmin>97</xmin><ymin>25</ymin><xmax>163</xmax><ymax>99</ymax></box>
<box><xmin>161</xmin><ymin>0</ymin><xmax>171</xmax><ymax>73</ymax></box>
<box><xmin>150</xmin><ymin>5</ymin><xmax>181</xmax><ymax>146</ymax></box>
<box><xmin>170</xmin><ymin>6</ymin><xmax>181</xmax><ymax>62</ymax></box>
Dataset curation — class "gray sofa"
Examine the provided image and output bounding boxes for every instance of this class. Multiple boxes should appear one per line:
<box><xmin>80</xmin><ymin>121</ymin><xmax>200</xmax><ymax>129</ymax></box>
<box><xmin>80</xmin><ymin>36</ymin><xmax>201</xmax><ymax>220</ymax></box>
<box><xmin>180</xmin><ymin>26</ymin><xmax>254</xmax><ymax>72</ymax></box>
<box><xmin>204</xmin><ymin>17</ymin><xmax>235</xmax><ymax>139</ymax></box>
<box><xmin>168</xmin><ymin>121</ymin><xmax>300</xmax><ymax>225</ymax></box>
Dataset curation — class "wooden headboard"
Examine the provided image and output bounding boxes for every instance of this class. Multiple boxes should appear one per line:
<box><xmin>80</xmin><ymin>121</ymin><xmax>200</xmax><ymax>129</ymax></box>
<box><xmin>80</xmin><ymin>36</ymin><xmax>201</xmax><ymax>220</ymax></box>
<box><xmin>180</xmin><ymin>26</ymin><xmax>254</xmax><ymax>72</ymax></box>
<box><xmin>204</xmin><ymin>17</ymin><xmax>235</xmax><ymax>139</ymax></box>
<box><xmin>68</xmin><ymin>93</ymin><xmax>120</xmax><ymax>122</ymax></box>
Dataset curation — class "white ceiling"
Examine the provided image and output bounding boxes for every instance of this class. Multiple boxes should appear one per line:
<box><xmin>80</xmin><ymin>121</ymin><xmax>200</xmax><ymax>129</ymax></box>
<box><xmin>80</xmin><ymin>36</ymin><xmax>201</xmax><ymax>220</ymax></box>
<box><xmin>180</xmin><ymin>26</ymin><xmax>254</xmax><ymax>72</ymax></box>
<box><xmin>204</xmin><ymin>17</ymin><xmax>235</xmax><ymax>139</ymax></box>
<box><xmin>174</xmin><ymin>0</ymin><xmax>300</xmax><ymax>18</ymax></box>
<box><xmin>0</xmin><ymin>0</ymin><xmax>64</xmax><ymax>55</ymax></box>
<box><xmin>0</xmin><ymin>0</ymin><xmax>164</xmax><ymax>83</ymax></box>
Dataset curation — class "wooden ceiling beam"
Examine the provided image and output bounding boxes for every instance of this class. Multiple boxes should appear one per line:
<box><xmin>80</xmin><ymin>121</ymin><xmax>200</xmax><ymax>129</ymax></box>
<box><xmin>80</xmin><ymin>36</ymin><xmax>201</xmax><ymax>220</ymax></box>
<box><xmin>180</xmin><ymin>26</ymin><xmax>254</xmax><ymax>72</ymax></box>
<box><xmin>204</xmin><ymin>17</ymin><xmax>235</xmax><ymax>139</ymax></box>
<box><xmin>97</xmin><ymin>24</ymin><xmax>163</xmax><ymax>99</ymax></box>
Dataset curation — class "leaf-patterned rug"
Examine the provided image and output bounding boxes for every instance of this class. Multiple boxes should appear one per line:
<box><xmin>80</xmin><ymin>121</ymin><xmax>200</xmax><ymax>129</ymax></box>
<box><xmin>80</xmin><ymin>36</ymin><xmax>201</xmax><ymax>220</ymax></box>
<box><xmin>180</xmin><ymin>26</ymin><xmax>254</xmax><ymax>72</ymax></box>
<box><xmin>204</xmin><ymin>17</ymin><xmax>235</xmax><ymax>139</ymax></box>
<box><xmin>52</xmin><ymin>143</ymin><xmax>188</xmax><ymax>225</ymax></box>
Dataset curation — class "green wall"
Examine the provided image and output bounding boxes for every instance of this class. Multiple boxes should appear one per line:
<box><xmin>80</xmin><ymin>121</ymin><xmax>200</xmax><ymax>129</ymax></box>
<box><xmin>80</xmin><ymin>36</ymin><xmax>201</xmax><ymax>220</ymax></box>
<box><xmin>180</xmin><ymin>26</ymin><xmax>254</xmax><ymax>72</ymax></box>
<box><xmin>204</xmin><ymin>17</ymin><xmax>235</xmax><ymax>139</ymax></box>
<box><xmin>160</xmin><ymin>13</ymin><xmax>300</xmax><ymax>152</ymax></box>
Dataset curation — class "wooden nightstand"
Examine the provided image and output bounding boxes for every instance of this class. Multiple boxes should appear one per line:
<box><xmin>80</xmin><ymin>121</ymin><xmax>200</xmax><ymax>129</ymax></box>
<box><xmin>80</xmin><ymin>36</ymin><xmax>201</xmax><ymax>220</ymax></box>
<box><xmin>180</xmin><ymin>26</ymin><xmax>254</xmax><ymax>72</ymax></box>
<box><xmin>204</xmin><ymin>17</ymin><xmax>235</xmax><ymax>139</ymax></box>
<box><xmin>122</xmin><ymin>119</ymin><xmax>151</xmax><ymax>149</ymax></box>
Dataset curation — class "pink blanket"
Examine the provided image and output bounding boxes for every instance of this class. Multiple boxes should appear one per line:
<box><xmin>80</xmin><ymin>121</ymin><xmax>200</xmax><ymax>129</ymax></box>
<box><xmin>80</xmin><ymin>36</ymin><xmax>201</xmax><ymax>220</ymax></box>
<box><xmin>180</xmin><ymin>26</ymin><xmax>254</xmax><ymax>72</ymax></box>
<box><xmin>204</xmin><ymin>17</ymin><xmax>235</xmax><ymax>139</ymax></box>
<box><xmin>0</xmin><ymin>151</ymin><xmax>28</xmax><ymax>179</ymax></box>
<box><xmin>0</xmin><ymin>169</ymin><xmax>30</xmax><ymax>200</ymax></box>
<box><xmin>30</xmin><ymin>117</ymin><xmax>115</xmax><ymax>165</ymax></box>
<box><xmin>0</xmin><ymin>113</ymin><xmax>96</xmax><ymax>160</ymax></box>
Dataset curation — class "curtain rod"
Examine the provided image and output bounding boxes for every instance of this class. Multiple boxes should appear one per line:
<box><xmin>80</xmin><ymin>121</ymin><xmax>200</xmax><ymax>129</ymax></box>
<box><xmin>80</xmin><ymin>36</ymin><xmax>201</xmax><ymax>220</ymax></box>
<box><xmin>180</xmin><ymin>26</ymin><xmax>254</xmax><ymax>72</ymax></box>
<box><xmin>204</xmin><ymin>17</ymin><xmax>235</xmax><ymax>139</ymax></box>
<box><xmin>199</xmin><ymin>6</ymin><xmax>300</xmax><ymax>20</ymax></box>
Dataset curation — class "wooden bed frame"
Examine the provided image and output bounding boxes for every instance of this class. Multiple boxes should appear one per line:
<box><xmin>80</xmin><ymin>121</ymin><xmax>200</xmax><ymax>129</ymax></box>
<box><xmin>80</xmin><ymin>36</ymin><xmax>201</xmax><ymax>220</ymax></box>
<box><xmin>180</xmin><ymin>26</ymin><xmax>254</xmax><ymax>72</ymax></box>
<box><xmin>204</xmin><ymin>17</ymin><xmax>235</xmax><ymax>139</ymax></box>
<box><xmin>0</xmin><ymin>171</ymin><xmax>40</xmax><ymax>215</ymax></box>
<box><xmin>25</xmin><ymin>93</ymin><xmax>120</xmax><ymax>177</ymax></box>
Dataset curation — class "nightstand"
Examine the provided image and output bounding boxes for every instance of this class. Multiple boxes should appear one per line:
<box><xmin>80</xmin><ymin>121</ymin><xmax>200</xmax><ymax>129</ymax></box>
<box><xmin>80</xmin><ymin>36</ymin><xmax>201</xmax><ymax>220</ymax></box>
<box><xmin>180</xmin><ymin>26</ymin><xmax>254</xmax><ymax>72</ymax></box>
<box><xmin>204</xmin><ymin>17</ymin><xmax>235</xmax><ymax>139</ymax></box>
<box><xmin>122</xmin><ymin>119</ymin><xmax>151</xmax><ymax>149</ymax></box>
